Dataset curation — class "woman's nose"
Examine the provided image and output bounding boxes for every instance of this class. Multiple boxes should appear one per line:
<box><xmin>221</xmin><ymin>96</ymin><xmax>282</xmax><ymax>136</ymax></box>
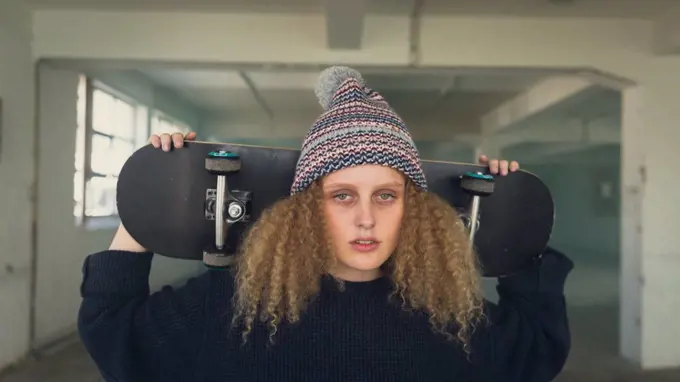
<box><xmin>355</xmin><ymin>201</ymin><xmax>376</xmax><ymax>229</ymax></box>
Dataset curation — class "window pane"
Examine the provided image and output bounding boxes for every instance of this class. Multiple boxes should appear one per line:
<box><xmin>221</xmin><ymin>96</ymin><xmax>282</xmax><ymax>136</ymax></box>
<box><xmin>90</xmin><ymin>134</ymin><xmax>111</xmax><ymax>175</ymax></box>
<box><xmin>90</xmin><ymin>133</ymin><xmax>134</xmax><ymax>176</ymax></box>
<box><xmin>114</xmin><ymin>98</ymin><xmax>135</xmax><ymax>140</ymax></box>
<box><xmin>92</xmin><ymin>89</ymin><xmax>115</xmax><ymax>136</ymax></box>
<box><xmin>85</xmin><ymin>176</ymin><xmax>118</xmax><ymax>217</ymax></box>
<box><xmin>134</xmin><ymin>106</ymin><xmax>149</xmax><ymax>147</ymax></box>
<box><xmin>110</xmin><ymin>137</ymin><xmax>135</xmax><ymax>175</ymax></box>
<box><xmin>93</xmin><ymin>89</ymin><xmax>136</xmax><ymax>140</ymax></box>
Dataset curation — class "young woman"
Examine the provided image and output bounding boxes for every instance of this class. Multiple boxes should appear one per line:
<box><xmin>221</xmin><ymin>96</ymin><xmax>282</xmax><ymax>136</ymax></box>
<box><xmin>78</xmin><ymin>66</ymin><xmax>573</xmax><ymax>382</ymax></box>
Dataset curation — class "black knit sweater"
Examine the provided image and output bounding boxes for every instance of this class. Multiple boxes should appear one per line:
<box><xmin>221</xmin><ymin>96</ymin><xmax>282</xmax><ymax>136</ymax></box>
<box><xmin>78</xmin><ymin>248</ymin><xmax>573</xmax><ymax>382</ymax></box>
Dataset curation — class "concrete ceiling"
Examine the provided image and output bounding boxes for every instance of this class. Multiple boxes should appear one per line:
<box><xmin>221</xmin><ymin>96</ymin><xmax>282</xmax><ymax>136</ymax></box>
<box><xmin>136</xmin><ymin>67</ymin><xmax>545</xmax><ymax>125</ymax></box>
<box><xmin>29</xmin><ymin>0</ymin><xmax>678</xmax><ymax>55</ymax></box>
<box><xmin>25</xmin><ymin>0</ymin><xmax>678</xmax><ymax>19</ymax></box>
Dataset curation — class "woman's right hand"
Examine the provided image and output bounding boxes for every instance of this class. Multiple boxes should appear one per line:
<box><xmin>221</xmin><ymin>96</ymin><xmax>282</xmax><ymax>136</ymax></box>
<box><xmin>149</xmin><ymin>131</ymin><xmax>197</xmax><ymax>152</ymax></box>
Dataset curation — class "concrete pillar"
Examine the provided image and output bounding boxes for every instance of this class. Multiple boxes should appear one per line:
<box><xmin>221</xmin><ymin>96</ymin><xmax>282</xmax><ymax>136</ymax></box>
<box><xmin>0</xmin><ymin>0</ymin><xmax>35</xmax><ymax>367</ymax></box>
<box><xmin>620</xmin><ymin>77</ymin><xmax>680</xmax><ymax>369</ymax></box>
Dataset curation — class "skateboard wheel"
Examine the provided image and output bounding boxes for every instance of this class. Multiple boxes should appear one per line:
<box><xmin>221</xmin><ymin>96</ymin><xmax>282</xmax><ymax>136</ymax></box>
<box><xmin>203</xmin><ymin>251</ymin><xmax>236</xmax><ymax>268</ymax></box>
<box><xmin>206</xmin><ymin>150</ymin><xmax>241</xmax><ymax>174</ymax></box>
<box><xmin>461</xmin><ymin>172</ymin><xmax>495</xmax><ymax>196</ymax></box>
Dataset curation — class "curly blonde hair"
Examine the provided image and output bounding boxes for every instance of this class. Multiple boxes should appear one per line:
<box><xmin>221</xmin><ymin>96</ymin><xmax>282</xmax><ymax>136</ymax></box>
<box><xmin>231</xmin><ymin>179</ymin><xmax>485</xmax><ymax>352</ymax></box>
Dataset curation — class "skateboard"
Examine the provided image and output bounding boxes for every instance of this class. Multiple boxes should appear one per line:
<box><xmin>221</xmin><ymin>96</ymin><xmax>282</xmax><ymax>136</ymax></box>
<box><xmin>116</xmin><ymin>141</ymin><xmax>554</xmax><ymax>277</ymax></box>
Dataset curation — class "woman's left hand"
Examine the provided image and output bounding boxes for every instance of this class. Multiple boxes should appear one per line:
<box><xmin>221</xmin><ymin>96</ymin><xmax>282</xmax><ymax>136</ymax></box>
<box><xmin>477</xmin><ymin>155</ymin><xmax>520</xmax><ymax>176</ymax></box>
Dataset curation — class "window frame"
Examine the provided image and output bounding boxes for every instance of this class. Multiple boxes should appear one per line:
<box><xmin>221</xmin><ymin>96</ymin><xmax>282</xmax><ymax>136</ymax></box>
<box><xmin>74</xmin><ymin>75</ymin><xmax>191</xmax><ymax>230</ymax></box>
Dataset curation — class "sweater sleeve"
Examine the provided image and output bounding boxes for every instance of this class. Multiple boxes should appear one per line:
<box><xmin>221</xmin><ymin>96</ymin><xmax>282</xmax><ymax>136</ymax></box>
<box><xmin>468</xmin><ymin>247</ymin><xmax>574</xmax><ymax>382</ymax></box>
<box><xmin>77</xmin><ymin>250</ymin><xmax>212</xmax><ymax>382</ymax></box>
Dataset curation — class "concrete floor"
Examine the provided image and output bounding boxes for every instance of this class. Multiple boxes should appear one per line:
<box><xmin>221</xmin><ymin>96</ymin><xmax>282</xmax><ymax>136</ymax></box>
<box><xmin>1</xmin><ymin>304</ymin><xmax>679</xmax><ymax>381</ymax></box>
<box><xmin>0</xmin><ymin>338</ymin><xmax>102</xmax><ymax>382</ymax></box>
<box><xmin>554</xmin><ymin>304</ymin><xmax>680</xmax><ymax>382</ymax></box>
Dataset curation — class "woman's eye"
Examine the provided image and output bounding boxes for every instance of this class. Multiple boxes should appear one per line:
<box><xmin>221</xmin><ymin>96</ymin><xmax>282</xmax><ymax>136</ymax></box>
<box><xmin>334</xmin><ymin>193</ymin><xmax>350</xmax><ymax>201</ymax></box>
<box><xmin>378</xmin><ymin>193</ymin><xmax>395</xmax><ymax>201</ymax></box>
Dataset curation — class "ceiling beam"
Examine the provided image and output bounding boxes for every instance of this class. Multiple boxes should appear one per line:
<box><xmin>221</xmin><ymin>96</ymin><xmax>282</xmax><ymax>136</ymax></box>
<box><xmin>493</xmin><ymin>114</ymin><xmax>620</xmax><ymax>163</ymax></box>
<box><xmin>505</xmin><ymin>141</ymin><xmax>620</xmax><ymax>165</ymax></box>
<box><xmin>480</xmin><ymin>75</ymin><xmax>597</xmax><ymax>136</ymax></box>
<box><xmin>323</xmin><ymin>0</ymin><xmax>366</xmax><ymax>50</ymax></box>
<box><xmin>494</xmin><ymin>115</ymin><xmax>620</xmax><ymax>147</ymax></box>
<box><xmin>238</xmin><ymin>71</ymin><xmax>274</xmax><ymax>120</ymax></box>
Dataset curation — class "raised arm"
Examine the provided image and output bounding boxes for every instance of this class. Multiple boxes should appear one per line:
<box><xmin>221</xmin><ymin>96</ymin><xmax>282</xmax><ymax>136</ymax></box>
<box><xmin>468</xmin><ymin>247</ymin><xmax>573</xmax><ymax>382</ymax></box>
<box><xmin>77</xmin><ymin>224</ymin><xmax>214</xmax><ymax>381</ymax></box>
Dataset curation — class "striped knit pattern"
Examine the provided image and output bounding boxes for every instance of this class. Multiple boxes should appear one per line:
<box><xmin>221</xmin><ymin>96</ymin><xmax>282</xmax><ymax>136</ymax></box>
<box><xmin>291</xmin><ymin>67</ymin><xmax>427</xmax><ymax>195</ymax></box>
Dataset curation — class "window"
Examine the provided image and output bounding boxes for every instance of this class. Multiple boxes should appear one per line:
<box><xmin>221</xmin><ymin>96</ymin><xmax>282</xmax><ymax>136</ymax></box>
<box><xmin>74</xmin><ymin>75</ymin><xmax>191</xmax><ymax>229</ymax></box>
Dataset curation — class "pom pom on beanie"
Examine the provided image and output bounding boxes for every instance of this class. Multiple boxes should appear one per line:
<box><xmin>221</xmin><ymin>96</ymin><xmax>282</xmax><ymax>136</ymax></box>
<box><xmin>314</xmin><ymin>66</ymin><xmax>365</xmax><ymax>111</ymax></box>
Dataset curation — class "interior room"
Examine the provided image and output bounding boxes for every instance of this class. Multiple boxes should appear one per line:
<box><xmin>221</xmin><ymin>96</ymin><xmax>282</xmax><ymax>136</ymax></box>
<box><xmin>2</xmin><ymin>0</ymin><xmax>680</xmax><ymax>381</ymax></box>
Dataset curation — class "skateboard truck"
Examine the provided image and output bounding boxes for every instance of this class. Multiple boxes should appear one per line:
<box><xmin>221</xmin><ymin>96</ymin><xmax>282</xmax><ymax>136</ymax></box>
<box><xmin>460</xmin><ymin>172</ymin><xmax>495</xmax><ymax>250</ymax></box>
<box><xmin>203</xmin><ymin>149</ymin><xmax>249</xmax><ymax>268</ymax></box>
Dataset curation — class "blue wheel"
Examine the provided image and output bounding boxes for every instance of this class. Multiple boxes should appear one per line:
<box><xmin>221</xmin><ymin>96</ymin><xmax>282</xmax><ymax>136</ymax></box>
<box><xmin>206</xmin><ymin>150</ymin><xmax>242</xmax><ymax>174</ymax></box>
<box><xmin>208</xmin><ymin>150</ymin><xmax>239</xmax><ymax>159</ymax></box>
<box><xmin>463</xmin><ymin>171</ymin><xmax>494</xmax><ymax>181</ymax></box>
<box><xmin>460</xmin><ymin>171</ymin><xmax>495</xmax><ymax>196</ymax></box>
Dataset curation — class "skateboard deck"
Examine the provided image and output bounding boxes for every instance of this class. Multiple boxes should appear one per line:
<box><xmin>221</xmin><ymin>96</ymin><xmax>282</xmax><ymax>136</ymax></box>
<box><xmin>116</xmin><ymin>141</ymin><xmax>554</xmax><ymax>277</ymax></box>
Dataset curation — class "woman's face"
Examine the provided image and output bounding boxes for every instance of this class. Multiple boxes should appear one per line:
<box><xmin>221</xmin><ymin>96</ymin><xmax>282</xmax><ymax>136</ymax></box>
<box><xmin>321</xmin><ymin>164</ymin><xmax>406</xmax><ymax>281</ymax></box>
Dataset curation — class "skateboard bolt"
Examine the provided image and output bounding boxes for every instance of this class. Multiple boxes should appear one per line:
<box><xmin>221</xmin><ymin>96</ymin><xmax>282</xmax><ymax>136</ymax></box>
<box><xmin>228</xmin><ymin>203</ymin><xmax>243</xmax><ymax>219</ymax></box>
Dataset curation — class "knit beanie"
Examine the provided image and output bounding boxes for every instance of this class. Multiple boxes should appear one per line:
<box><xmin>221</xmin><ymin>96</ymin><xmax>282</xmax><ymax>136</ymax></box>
<box><xmin>290</xmin><ymin>66</ymin><xmax>428</xmax><ymax>195</ymax></box>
